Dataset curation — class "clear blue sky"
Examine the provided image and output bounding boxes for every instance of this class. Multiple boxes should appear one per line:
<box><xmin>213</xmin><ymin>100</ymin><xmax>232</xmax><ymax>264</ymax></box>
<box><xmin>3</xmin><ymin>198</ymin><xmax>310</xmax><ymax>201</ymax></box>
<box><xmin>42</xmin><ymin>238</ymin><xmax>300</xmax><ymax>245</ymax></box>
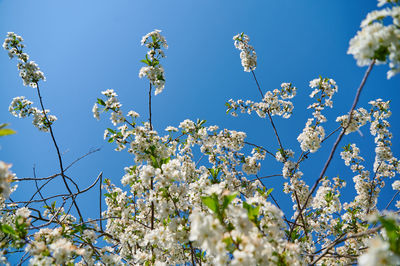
<box><xmin>1</xmin><ymin>0</ymin><xmax>399</xmax><ymax>249</ymax></box>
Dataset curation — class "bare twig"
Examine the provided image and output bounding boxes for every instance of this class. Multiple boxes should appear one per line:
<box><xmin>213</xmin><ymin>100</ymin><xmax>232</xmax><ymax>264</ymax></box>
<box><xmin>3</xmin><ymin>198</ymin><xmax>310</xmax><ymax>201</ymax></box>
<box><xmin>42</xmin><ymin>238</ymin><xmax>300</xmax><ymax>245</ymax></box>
<box><xmin>64</xmin><ymin>147</ymin><xmax>101</xmax><ymax>172</ymax></box>
<box><xmin>385</xmin><ymin>190</ymin><xmax>400</xmax><ymax>210</ymax></box>
<box><xmin>99</xmin><ymin>172</ymin><xmax>103</xmax><ymax>231</ymax></box>
<box><xmin>244</xmin><ymin>141</ymin><xmax>276</xmax><ymax>158</ymax></box>
<box><xmin>35</xmin><ymin>82</ymin><xmax>83</xmax><ymax>221</ymax></box>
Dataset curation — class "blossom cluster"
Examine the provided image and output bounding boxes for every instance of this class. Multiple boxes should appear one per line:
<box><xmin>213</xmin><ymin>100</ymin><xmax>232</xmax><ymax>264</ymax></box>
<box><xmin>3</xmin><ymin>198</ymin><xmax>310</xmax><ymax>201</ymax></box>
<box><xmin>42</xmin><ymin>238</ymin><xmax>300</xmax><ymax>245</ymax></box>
<box><xmin>3</xmin><ymin>32</ymin><xmax>45</xmax><ymax>87</ymax></box>
<box><xmin>0</xmin><ymin>161</ymin><xmax>14</xmax><ymax>199</ymax></box>
<box><xmin>233</xmin><ymin>32</ymin><xmax>257</xmax><ymax>72</ymax></box>
<box><xmin>9</xmin><ymin>96</ymin><xmax>57</xmax><ymax>132</ymax></box>
<box><xmin>297</xmin><ymin>77</ymin><xmax>338</xmax><ymax>153</ymax></box>
<box><xmin>348</xmin><ymin>1</ymin><xmax>400</xmax><ymax>78</ymax></box>
<box><xmin>336</xmin><ymin>108</ymin><xmax>370</xmax><ymax>135</ymax></box>
<box><xmin>226</xmin><ymin>82</ymin><xmax>297</xmax><ymax>118</ymax></box>
<box><xmin>93</xmin><ymin>89</ymin><xmax>126</xmax><ymax>126</ymax></box>
<box><xmin>139</xmin><ymin>30</ymin><xmax>167</xmax><ymax>95</ymax></box>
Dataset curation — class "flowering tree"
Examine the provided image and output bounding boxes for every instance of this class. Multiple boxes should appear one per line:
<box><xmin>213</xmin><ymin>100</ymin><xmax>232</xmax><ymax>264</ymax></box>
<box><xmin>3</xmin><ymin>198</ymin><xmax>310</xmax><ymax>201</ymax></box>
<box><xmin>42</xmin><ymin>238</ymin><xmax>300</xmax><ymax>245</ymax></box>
<box><xmin>1</xmin><ymin>0</ymin><xmax>400</xmax><ymax>265</ymax></box>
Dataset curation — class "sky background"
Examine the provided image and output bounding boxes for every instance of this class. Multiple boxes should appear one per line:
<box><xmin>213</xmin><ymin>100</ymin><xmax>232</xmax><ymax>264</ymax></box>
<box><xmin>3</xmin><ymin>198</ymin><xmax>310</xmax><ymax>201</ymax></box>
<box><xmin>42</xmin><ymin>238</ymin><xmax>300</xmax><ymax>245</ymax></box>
<box><xmin>1</xmin><ymin>0</ymin><xmax>400</xmax><ymax>260</ymax></box>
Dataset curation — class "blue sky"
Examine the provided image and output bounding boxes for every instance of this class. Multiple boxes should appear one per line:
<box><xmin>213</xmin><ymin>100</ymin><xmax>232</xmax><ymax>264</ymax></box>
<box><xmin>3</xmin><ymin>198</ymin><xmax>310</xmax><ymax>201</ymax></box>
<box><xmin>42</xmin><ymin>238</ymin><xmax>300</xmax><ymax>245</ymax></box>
<box><xmin>1</xmin><ymin>0</ymin><xmax>399</xmax><ymax>246</ymax></box>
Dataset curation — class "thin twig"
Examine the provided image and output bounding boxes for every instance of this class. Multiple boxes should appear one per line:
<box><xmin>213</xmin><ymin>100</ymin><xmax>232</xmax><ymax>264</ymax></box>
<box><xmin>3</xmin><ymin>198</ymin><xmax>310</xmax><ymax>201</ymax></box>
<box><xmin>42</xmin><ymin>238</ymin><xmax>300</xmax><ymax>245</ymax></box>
<box><xmin>149</xmin><ymin>83</ymin><xmax>153</xmax><ymax>130</ymax></box>
<box><xmin>14</xmin><ymin>172</ymin><xmax>103</xmax><ymax>205</ymax></box>
<box><xmin>244</xmin><ymin>141</ymin><xmax>276</xmax><ymax>158</ymax></box>
<box><xmin>64</xmin><ymin>147</ymin><xmax>101</xmax><ymax>172</ymax></box>
<box><xmin>99</xmin><ymin>172</ymin><xmax>103</xmax><ymax>231</ymax></box>
<box><xmin>385</xmin><ymin>190</ymin><xmax>400</xmax><ymax>210</ymax></box>
<box><xmin>35</xmin><ymin>82</ymin><xmax>83</xmax><ymax>221</ymax></box>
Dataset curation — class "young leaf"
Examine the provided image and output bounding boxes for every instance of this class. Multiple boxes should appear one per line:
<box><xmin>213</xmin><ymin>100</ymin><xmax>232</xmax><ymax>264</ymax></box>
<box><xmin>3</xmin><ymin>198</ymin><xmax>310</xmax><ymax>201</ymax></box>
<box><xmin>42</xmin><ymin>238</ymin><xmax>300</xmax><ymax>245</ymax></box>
<box><xmin>97</xmin><ymin>98</ymin><xmax>106</xmax><ymax>106</ymax></box>
<box><xmin>222</xmin><ymin>193</ymin><xmax>237</xmax><ymax>211</ymax></box>
<box><xmin>201</xmin><ymin>195</ymin><xmax>219</xmax><ymax>213</ymax></box>
<box><xmin>0</xmin><ymin>128</ymin><xmax>16</xmax><ymax>137</ymax></box>
<box><xmin>0</xmin><ymin>224</ymin><xmax>17</xmax><ymax>236</ymax></box>
<box><xmin>266</xmin><ymin>188</ymin><xmax>273</xmax><ymax>198</ymax></box>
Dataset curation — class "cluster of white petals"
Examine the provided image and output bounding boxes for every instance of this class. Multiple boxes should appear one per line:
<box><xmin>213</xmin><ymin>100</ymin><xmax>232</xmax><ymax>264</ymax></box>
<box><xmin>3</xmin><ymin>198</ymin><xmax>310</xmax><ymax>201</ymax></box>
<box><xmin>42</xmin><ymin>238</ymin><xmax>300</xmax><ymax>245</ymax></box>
<box><xmin>9</xmin><ymin>96</ymin><xmax>57</xmax><ymax>132</ymax></box>
<box><xmin>139</xmin><ymin>30</ymin><xmax>167</xmax><ymax>95</ymax></box>
<box><xmin>297</xmin><ymin>77</ymin><xmax>338</xmax><ymax>153</ymax></box>
<box><xmin>233</xmin><ymin>32</ymin><xmax>257</xmax><ymax>72</ymax></box>
<box><xmin>139</xmin><ymin>65</ymin><xmax>165</xmax><ymax>95</ymax></box>
<box><xmin>336</xmin><ymin>107</ymin><xmax>370</xmax><ymax>134</ymax></box>
<box><xmin>348</xmin><ymin>2</ymin><xmax>400</xmax><ymax>78</ymax></box>
<box><xmin>227</xmin><ymin>82</ymin><xmax>296</xmax><ymax>118</ymax></box>
<box><xmin>297</xmin><ymin>118</ymin><xmax>325</xmax><ymax>153</ymax></box>
<box><xmin>93</xmin><ymin>89</ymin><xmax>128</xmax><ymax>127</ymax></box>
<box><xmin>359</xmin><ymin>237</ymin><xmax>400</xmax><ymax>265</ymax></box>
<box><xmin>0</xmin><ymin>161</ymin><xmax>14</xmax><ymax>199</ymax></box>
<box><xmin>3</xmin><ymin>32</ymin><xmax>45</xmax><ymax>87</ymax></box>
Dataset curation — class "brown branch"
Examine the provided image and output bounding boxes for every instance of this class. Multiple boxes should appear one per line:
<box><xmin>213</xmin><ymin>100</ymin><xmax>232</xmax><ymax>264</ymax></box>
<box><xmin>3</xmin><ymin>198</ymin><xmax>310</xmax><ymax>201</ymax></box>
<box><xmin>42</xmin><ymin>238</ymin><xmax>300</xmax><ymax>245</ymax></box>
<box><xmin>35</xmin><ymin>82</ymin><xmax>83</xmax><ymax>221</ymax></box>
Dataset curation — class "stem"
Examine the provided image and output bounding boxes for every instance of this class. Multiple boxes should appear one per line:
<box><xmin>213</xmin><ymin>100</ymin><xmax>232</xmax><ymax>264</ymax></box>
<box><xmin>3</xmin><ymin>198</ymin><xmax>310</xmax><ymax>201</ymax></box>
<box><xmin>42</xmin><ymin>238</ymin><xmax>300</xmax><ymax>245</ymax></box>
<box><xmin>35</xmin><ymin>83</ymin><xmax>83</xmax><ymax>221</ymax></box>
<box><xmin>148</xmin><ymin>82</ymin><xmax>155</xmax><ymax>231</ymax></box>
<box><xmin>99</xmin><ymin>172</ymin><xmax>103</xmax><ymax>231</ymax></box>
<box><xmin>149</xmin><ymin>83</ymin><xmax>153</xmax><ymax>130</ymax></box>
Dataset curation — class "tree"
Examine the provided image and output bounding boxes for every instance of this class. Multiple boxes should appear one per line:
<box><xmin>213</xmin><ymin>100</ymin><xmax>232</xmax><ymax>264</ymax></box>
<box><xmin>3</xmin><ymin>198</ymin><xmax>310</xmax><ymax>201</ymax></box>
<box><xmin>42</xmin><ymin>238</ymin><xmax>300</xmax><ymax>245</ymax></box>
<box><xmin>1</xmin><ymin>0</ymin><xmax>400</xmax><ymax>265</ymax></box>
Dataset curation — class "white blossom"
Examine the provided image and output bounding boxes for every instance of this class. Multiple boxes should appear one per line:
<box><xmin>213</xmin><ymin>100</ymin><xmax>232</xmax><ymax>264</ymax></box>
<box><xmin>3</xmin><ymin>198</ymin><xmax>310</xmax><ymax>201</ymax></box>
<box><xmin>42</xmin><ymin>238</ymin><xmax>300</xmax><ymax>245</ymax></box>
<box><xmin>0</xmin><ymin>161</ymin><xmax>14</xmax><ymax>199</ymax></box>
<box><xmin>233</xmin><ymin>32</ymin><xmax>257</xmax><ymax>72</ymax></box>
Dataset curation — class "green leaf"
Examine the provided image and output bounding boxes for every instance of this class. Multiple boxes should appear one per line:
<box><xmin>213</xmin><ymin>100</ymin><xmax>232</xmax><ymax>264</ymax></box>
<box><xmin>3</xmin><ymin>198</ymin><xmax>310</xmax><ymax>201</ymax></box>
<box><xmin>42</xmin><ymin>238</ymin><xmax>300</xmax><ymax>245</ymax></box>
<box><xmin>161</xmin><ymin>157</ymin><xmax>171</xmax><ymax>166</ymax></box>
<box><xmin>266</xmin><ymin>188</ymin><xmax>273</xmax><ymax>198</ymax></box>
<box><xmin>243</xmin><ymin>201</ymin><xmax>260</xmax><ymax>225</ymax></box>
<box><xmin>0</xmin><ymin>128</ymin><xmax>16</xmax><ymax>137</ymax></box>
<box><xmin>222</xmin><ymin>237</ymin><xmax>235</xmax><ymax>252</ymax></box>
<box><xmin>0</xmin><ymin>224</ymin><xmax>17</xmax><ymax>236</ymax></box>
<box><xmin>97</xmin><ymin>98</ymin><xmax>106</xmax><ymax>106</ymax></box>
<box><xmin>0</xmin><ymin>123</ymin><xmax>8</xmax><ymax>129</ymax></box>
<box><xmin>278</xmin><ymin>148</ymin><xmax>286</xmax><ymax>159</ymax></box>
<box><xmin>107</xmin><ymin>128</ymin><xmax>116</xmax><ymax>134</ymax></box>
<box><xmin>201</xmin><ymin>195</ymin><xmax>219</xmax><ymax>213</ymax></box>
<box><xmin>140</xmin><ymin>59</ymin><xmax>150</xmax><ymax>66</ymax></box>
<box><xmin>222</xmin><ymin>193</ymin><xmax>237</xmax><ymax>211</ymax></box>
<box><xmin>150</xmin><ymin>155</ymin><xmax>159</xmax><ymax>168</ymax></box>
<box><xmin>374</xmin><ymin>45</ymin><xmax>389</xmax><ymax>62</ymax></box>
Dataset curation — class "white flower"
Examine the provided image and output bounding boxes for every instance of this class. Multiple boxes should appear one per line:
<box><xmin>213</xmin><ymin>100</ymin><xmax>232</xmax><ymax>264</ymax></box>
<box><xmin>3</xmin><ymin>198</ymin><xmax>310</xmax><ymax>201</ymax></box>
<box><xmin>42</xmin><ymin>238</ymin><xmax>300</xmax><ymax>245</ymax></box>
<box><xmin>139</xmin><ymin>65</ymin><xmax>165</xmax><ymax>95</ymax></box>
<box><xmin>141</xmin><ymin>29</ymin><xmax>168</xmax><ymax>50</ymax></box>
<box><xmin>392</xmin><ymin>180</ymin><xmax>400</xmax><ymax>190</ymax></box>
<box><xmin>139</xmin><ymin>30</ymin><xmax>168</xmax><ymax>95</ymax></box>
<box><xmin>233</xmin><ymin>32</ymin><xmax>257</xmax><ymax>72</ymax></box>
<box><xmin>359</xmin><ymin>237</ymin><xmax>400</xmax><ymax>266</ymax></box>
<box><xmin>165</xmin><ymin>126</ymin><xmax>178</xmax><ymax>132</ymax></box>
<box><xmin>297</xmin><ymin>118</ymin><xmax>325</xmax><ymax>153</ymax></box>
<box><xmin>348</xmin><ymin>6</ymin><xmax>400</xmax><ymax>79</ymax></box>
<box><xmin>127</xmin><ymin>110</ymin><xmax>140</xmax><ymax>118</ymax></box>
<box><xmin>92</xmin><ymin>103</ymin><xmax>100</xmax><ymax>120</ymax></box>
<box><xmin>336</xmin><ymin>108</ymin><xmax>370</xmax><ymax>134</ymax></box>
<box><xmin>0</xmin><ymin>161</ymin><xmax>14</xmax><ymax>199</ymax></box>
<box><xmin>16</xmin><ymin>207</ymin><xmax>31</xmax><ymax>218</ymax></box>
<box><xmin>3</xmin><ymin>33</ymin><xmax>46</xmax><ymax>87</ymax></box>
